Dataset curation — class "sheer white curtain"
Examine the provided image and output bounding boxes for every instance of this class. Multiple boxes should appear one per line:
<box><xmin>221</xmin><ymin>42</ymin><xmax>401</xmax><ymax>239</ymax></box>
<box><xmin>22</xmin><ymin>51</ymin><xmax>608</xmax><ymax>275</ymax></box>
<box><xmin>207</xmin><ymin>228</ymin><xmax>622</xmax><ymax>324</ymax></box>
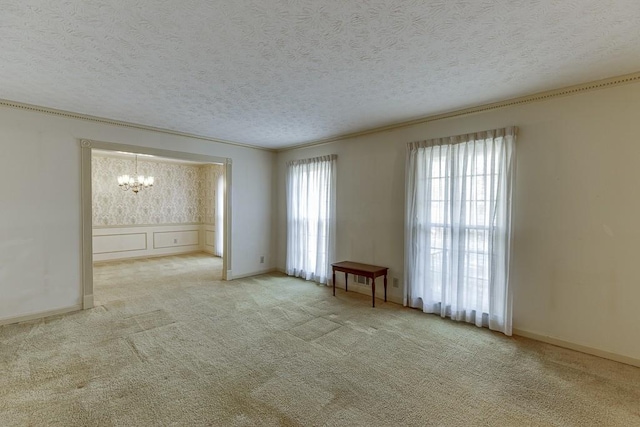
<box><xmin>286</xmin><ymin>155</ymin><xmax>337</xmax><ymax>284</ymax></box>
<box><xmin>404</xmin><ymin>127</ymin><xmax>516</xmax><ymax>335</ymax></box>
<box><xmin>214</xmin><ymin>167</ymin><xmax>224</xmax><ymax>257</ymax></box>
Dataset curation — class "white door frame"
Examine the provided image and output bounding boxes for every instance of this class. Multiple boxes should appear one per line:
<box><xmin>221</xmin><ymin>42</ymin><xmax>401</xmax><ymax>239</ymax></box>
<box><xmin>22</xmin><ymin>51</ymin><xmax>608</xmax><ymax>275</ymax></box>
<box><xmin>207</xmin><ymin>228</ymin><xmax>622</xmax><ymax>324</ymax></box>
<box><xmin>80</xmin><ymin>138</ymin><xmax>233</xmax><ymax>309</ymax></box>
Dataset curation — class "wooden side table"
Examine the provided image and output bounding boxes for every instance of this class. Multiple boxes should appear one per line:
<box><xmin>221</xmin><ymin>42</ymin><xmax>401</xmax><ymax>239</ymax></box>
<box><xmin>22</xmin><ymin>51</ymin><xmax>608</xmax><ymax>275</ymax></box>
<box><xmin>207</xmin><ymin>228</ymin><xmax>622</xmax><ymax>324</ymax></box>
<box><xmin>331</xmin><ymin>261</ymin><xmax>389</xmax><ymax>307</ymax></box>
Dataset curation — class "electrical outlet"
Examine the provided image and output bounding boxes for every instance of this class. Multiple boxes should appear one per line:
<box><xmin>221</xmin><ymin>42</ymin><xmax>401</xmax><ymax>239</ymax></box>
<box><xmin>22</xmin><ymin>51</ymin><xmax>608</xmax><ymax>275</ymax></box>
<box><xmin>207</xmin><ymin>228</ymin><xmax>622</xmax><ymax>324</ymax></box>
<box><xmin>393</xmin><ymin>278</ymin><xmax>399</xmax><ymax>288</ymax></box>
<box><xmin>260</xmin><ymin>255</ymin><xmax>264</xmax><ymax>264</ymax></box>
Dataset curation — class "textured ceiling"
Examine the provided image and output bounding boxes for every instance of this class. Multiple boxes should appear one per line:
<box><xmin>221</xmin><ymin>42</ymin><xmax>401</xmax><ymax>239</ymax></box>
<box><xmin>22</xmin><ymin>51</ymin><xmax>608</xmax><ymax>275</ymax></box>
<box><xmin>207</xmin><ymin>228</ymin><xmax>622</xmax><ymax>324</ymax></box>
<box><xmin>1</xmin><ymin>1</ymin><xmax>640</xmax><ymax>149</ymax></box>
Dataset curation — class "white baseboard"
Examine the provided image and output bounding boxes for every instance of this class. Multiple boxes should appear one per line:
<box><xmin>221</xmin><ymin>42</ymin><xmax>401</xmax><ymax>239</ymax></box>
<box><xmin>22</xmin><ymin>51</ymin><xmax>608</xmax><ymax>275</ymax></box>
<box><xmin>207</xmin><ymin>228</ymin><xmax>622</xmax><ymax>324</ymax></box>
<box><xmin>0</xmin><ymin>305</ymin><xmax>82</xmax><ymax>327</ymax></box>
<box><xmin>231</xmin><ymin>268</ymin><xmax>277</xmax><ymax>280</ymax></box>
<box><xmin>513</xmin><ymin>328</ymin><xmax>640</xmax><ymax>368</ymax></box>
<box><xmin>83</xmin><ymin>294</ymin><xmax>94</xmax><ymax>309</ymax></box>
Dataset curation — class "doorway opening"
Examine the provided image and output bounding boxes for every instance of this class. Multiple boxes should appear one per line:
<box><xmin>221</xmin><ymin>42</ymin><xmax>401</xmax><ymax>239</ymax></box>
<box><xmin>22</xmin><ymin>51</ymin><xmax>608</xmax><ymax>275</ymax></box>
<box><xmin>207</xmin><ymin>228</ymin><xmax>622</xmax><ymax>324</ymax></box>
<box><xmin>80</xmin><ymin>139</ymin><xmax>232</xmax><ymax>309</ymax></box>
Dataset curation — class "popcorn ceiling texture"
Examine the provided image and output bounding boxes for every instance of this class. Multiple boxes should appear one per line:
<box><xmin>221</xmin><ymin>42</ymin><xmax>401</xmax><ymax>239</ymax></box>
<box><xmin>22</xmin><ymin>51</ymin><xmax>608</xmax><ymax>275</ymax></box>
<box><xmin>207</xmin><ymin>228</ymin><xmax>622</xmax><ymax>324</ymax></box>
<box><xmin>92</xmin><ymin>156</ymin><xmax>223</xmax><ymax>226</ymax></box>
<box><xmin>1</xmin><ymin>1</ymin><xmax>640</xmax><ymax>148</ymax></box>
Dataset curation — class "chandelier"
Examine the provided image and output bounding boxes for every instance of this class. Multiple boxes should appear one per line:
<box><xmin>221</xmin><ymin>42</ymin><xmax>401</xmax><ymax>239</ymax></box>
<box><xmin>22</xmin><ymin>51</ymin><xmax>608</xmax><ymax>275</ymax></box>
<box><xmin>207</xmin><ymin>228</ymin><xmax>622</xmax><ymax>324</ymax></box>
<box><xmin>117</xmin><ymin>154</ymin><xmax>154</xmax><ymax>194</ymax></box>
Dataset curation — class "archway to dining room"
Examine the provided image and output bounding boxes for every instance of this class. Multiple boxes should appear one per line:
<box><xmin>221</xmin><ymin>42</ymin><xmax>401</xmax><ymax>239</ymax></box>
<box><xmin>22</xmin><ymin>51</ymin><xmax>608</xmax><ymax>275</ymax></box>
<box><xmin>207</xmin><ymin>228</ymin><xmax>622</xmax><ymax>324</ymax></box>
<box><xmin>80</xmin><ymin>139</ymin><xmax>232</xmax><ymax>310</ymax></box>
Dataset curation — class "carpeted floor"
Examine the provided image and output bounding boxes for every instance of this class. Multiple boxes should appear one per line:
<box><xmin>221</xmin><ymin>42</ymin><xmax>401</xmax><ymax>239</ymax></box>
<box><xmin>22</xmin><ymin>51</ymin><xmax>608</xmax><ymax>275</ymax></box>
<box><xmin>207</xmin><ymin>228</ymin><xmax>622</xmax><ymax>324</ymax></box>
<box><xmin>1</xmin><ymin>253</ymin><xmax>638</xmax><ymax>426</ymax></box>
<box><xmin>92</xmin><ymin>253</ymin><xmax>224</xmax><ymax>307</ymax></box>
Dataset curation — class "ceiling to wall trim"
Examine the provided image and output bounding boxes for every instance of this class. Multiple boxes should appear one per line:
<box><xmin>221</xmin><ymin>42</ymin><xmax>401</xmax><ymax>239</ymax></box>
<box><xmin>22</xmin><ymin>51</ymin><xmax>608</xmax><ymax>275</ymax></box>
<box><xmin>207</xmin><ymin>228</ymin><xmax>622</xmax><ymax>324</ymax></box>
<box><xmin>0</xmin><ymin>98</ymin><xmax>273</xmax><ymax>152</ymax></box>
<box><xmin>277</xmin><ymin>71</ymin><xmax>640</xmax><ymax>152</ymax></box>
<box><xmin>1</xmin><ymin>71</ymin><xmax>639</xmax><ymax>153</ymax></box>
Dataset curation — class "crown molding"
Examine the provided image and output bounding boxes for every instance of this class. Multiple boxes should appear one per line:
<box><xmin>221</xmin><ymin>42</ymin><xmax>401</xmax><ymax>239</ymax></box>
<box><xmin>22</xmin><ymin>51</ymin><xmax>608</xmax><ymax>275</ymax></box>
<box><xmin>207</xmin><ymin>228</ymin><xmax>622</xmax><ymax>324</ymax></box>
<box><xmin>2</xmin><ymin>71</ymin><xmax>639</xmax><ymax>153</ymax></box>
<box><xmin>0</xmin><ymin>98</ymin><xmax>275</xmax><ymax>153</ymax></box>
<box><xmin>277</xmin><ymin>71</ymin><xmax>640</xmax><ymax>152</ymax></box>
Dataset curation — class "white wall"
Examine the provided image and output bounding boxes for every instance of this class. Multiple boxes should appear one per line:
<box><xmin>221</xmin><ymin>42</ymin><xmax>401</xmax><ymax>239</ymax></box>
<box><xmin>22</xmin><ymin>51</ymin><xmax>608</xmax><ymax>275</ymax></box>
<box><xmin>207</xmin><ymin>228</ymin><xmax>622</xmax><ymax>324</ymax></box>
<box><xmin>276</xmin><ymin>82</ymin><xmax>640</xmax><ymax>361</ymax></box>
<box><xmin>0</xmin><ymin>106</ymin><xmax>274</xmax><ymax>322</ymax></box>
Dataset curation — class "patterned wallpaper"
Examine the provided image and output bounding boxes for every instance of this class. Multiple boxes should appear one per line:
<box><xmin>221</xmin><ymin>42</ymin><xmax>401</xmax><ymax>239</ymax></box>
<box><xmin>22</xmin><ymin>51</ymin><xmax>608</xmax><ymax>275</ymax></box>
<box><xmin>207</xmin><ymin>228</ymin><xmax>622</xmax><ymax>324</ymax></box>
<box><xmin>201</xmin><ymin>164</ymin><xmax>219</xmax><ymax>225</ymax></box>
<box><xmin>92</xmin><ymin>155</ymin><xmax>224</xmax><ymax>226</ymax></box>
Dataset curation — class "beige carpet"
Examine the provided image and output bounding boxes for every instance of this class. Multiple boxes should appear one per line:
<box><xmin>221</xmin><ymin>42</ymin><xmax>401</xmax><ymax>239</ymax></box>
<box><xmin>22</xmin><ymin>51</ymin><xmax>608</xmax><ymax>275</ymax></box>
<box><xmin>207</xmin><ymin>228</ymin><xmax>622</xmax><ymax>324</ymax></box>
<box><xmin>1</xmin><ymin>253</ymin><xmax>638</xmax><ymax>426</ymax></box>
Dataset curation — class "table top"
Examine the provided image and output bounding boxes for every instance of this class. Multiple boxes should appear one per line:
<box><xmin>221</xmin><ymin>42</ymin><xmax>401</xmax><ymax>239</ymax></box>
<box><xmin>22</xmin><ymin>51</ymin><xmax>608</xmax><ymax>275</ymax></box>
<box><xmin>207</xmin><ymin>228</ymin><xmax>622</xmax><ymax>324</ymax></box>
<box><xmin>331</xmin><ymin>261</ymin><xmax>388</xmax><ymax>274</ymax></box>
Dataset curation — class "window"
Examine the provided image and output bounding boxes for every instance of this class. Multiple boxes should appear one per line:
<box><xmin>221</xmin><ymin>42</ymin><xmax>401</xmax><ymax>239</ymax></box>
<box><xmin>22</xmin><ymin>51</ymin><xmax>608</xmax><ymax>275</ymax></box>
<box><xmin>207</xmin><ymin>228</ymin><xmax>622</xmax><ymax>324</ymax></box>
<box><xmin>405</xmin><ymin>128</ymin><xmax>516</xmax><ymax>335</ymax></box>
<box><xmin>286</xmin><ymin>155</ymin><xmax>336</xmax><ymax>284</ymax></box>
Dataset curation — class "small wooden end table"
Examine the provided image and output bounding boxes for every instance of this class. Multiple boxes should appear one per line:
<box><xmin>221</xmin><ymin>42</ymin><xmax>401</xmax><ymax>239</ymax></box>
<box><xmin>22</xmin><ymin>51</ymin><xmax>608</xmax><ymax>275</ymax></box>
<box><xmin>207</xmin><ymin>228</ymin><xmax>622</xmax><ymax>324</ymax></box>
<box><xmin>331</xmin><ymin>261</ymin><xmax>389</xmax><ymax>307</ymax></box>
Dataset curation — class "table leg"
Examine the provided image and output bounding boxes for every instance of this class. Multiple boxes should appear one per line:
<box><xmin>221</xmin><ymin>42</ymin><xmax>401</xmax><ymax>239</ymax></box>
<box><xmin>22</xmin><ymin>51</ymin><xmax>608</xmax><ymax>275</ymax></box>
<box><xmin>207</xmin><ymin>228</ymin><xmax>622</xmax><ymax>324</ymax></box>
<box><xmin>345</xmin><ymin>272</ymin><xmax>348</xmax><ymax>292</ymax></box>
<box><xmin>333</xmin><ymin>269</ymin><xmax>336</xmax><ymax>297</ymax></box>
<box><xmin>372</xmin><ymin>277</ymin><xmax>376</xmax><ymax>308</ymax></box>
<box><xmin>384</xmin><ymin>274</ymin><xmax>387</xmax><ymax>302</ymax></box>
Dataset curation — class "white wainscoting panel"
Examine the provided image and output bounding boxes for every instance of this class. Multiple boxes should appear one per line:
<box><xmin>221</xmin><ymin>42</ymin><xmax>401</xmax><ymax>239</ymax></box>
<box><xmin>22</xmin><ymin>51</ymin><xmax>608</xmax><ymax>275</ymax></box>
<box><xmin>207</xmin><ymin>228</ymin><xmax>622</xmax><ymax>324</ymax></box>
<box><xmin>93</xmin><ymin>232</ymin><xmax>147</xmax><ymax>254</ymax></box>
<box><xmin>93</xmin><ymin>224</ymin><xmax>205</xmax><ymax>262</ymax></box>
<box><xmin>153</xmin><ymin>229</ymin><xmax>199</xmax><ymax>249</ymax></box>
<box><xmin>203</xmin><ymin>224</ymin><xmax>215</xmax><ymax>255</ymax></box>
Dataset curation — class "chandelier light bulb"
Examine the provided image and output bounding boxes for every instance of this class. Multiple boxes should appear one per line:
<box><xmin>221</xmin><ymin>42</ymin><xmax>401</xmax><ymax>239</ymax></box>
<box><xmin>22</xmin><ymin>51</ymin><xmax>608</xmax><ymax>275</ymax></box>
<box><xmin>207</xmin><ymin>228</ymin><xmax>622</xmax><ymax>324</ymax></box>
<box><xmin>117</xmin><ymin>155</ymin><xmax>154</xmax><ymax>194</ymax></box>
